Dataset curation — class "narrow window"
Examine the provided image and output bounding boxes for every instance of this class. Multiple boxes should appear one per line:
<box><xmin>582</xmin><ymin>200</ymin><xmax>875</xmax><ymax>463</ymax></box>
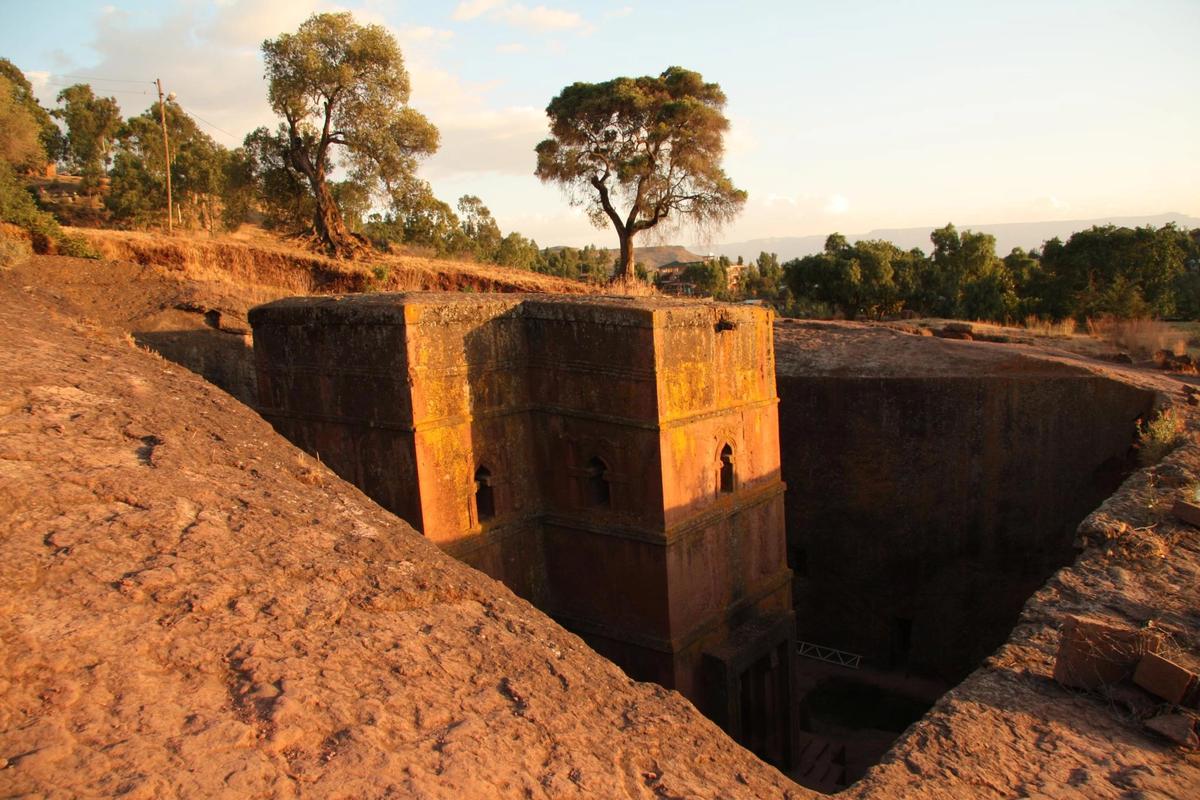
<box><xmin>474</xmin><ymin>466</ymin><xmax>495</xmax><ymax>523</ymax></box>
<box><xmin>719</xmin><ymin>444</ymin><xmax>735</xmax><ymax>493</ymax></box>
<box><xmin>585</xmin><ymin>456</ymin><xmax>611</xmax><ymax>508</ymax></box>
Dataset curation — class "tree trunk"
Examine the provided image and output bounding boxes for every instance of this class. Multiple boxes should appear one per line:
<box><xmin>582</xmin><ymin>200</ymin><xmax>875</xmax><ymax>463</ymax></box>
<box><xmin>309</xmin><ymin>174</ymin><xmax>366</xmax><ymax>258</ymax></box>
<box><xmin>615</xmin><ymin>230</ymin><xmax>635</xmax><ymax>281</ymax></box>
<box><xmin>288</xmin><ymin>145</ymin><xmax>367</xmax><ymax>259</ymax></box>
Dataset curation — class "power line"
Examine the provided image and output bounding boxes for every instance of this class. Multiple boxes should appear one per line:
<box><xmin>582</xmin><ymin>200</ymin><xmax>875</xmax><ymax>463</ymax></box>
<box><xmin>52</xmin><ymin>74</ymin><xmax>154</xmax><ymax>85</ymax></box>
<box><xmin>44</xmin><ymin>84</ymin><xmax>154</xmax><ymax>98</ymax></box>
<box><xmin>174</xmin><ymin>101</ymin><xmax>240</xmax><ymax>143</ymax></box>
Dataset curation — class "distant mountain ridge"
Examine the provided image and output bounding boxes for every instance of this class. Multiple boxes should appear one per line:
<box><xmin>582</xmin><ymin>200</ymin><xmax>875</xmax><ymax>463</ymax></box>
<box><xmin>697</xmin><ymin>213</ymin><xmax>1200</xmax><ymax>263</ymax></box>
<box><xmin>610</xmin><ymin>245</ymin><xmax>707</xmax><ymax>269</ymax></box>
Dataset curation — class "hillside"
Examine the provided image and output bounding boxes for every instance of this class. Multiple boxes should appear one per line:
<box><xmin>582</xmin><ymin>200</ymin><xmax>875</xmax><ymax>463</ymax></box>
<box><xmin>612</xmin><ymin>244</ymin><xmax>708</xmax><ymax>269</ymax></box>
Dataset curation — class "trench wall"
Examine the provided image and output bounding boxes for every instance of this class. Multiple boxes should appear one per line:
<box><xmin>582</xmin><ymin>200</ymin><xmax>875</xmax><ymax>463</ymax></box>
<box><xmin>778</xmin><ymin>373</ymin><xmax>1156</xmax><ymax>681</ymax></box>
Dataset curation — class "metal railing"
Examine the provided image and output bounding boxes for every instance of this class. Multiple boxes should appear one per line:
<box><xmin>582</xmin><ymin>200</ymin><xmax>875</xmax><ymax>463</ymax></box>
<box><xmin>797</xmin><ymin>641</ymin><xmax>862</xmax><ymax>669</ymax></box>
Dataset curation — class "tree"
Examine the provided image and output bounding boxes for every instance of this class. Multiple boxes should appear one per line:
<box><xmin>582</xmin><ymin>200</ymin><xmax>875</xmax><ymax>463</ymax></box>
<box><xmin>52</xmin><ymin>84</ymin><xmax>121</xmax><ymax>192</ymax></box>
<box><xmin>262</xmin><ymin>12</ymin><xmax>439</xmax><ymax>257</ymax></box>
<box><xmin>0</xmin><ymin>59</ymin><xmax>63</xmax><ymax>164</ymax></box>
<box><xmin>1040</xmin><ymin>224</ymin><xmax>1188</xmax><ymax>319</ymax></box>
<box><xmin>495</xmin><ymin>232</ymin><xmax>540</xmax><ymax>270</ymax></box>
<box><xmin>535</xmin><ymin>66</ymin><xmax>746</xmax><ymax>281</ymax></box>
<box><xmin>107</xmin><ymin>101</ymin><xmax>231</xmax><ymax>231</ymax></box>
<box><xmin>0</xmin><ymin>75</ymin><xmax>45</xmax><ymax>170</ymax></box>
<box><xmin>457</xmin><ymin>194</ymin><xmax>502</xmax><ymax>261</ymax></box>
<box><xmin>681</xmin><ymin>259</ymin><xmax>727</xmax><ymax>297</ymax></box>
<box><xmin>784</xmin><ymin>234</ymin><xmax>900</xmax><ymax>319</ymax></box>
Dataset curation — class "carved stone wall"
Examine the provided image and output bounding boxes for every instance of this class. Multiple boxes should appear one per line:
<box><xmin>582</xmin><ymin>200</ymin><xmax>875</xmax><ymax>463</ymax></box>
<box><xmin>249</xmin><ymin>292</ymin><xmax>799</xmax><ymax>766</ymax></box>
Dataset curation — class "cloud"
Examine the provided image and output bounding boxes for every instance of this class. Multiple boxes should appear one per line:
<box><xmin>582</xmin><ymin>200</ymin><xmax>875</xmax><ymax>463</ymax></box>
<box><xmin>604</xmin><ymin>6</ymin><xmax>633</xmax><ymax>18</ymax></box>
<box><xmin>495</xmin><ymin>42</ymin><xmax>528</xmax><ymax>54</ymax></box>
<box><xmin>396</xmin><ymin>26</ymin><xmax>455</xmax><ymax>44</ymax></box>
<box><xmin>499</xmin><ymin>4</ymin><xmax>585</xmax><ymax>31</ymax></box>
<box><xmin>418</xmin><ymin>100</ymin><xmax>547</xmax><ymax>179</ymax></box>
<box><xmin>824</xmin><ymin>194</ymin><xmax>850</xmax><ymax>215</ymax></box>
<box><xmin>454</xmin><ymin>2</ymin><xmax>588</xmax><ymax>33</ymax></box>
<box><xmin>453</xmin><ymin>0</ymin><xmax>506</xmax><ymax>21</ymax></box>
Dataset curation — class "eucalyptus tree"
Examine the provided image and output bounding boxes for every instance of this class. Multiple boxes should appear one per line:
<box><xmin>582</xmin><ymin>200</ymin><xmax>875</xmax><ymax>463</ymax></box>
<box><xmin>262</xmin><ymin>12</ymin><xmax>438</xmax><ymax>257</ymax></box>
<box><xmin>53</xmin><ymin>84</ymin><xmax>121</xmax><ymax>191</ymax></box>
<box><xmin>535</xmin><ymin>67</ymin><xmax>745</xmax><ymax>281</ymax></box>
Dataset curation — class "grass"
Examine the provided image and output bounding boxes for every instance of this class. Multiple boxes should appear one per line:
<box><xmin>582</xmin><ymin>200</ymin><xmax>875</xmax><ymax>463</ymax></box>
<box><xmin>1022</xmin><ymin>315</ymin><xmax>1077</xmax><ymax>338</ymax></box>
<box><xmin>1086</xmin><ymin>316</ymin><xmax>1190</xmax><ymax>360</ymax></box>
<box><xmin>68</xmin><ymin>225</ymin><xmax>598</xmax><ymax>298</ymax></box>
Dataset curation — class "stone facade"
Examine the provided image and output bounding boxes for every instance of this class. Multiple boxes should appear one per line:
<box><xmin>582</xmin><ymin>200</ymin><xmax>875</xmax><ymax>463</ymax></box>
<box><xmin>249</xmin><ymin>292</ymin><xmax>798</xmax><ymax>767</ymax></box>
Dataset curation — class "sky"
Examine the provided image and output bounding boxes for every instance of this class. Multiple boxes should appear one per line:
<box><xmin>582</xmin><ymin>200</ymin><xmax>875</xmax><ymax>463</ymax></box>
<box><xmin>1</xmin><ymin>0</ymin><xmax>1197</xmax><ymax>249</ymax></box>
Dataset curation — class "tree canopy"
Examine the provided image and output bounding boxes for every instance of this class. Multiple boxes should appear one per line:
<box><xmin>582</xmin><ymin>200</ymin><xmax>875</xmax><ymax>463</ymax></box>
<box><xmin>52</xmin><ymin>84</ymin><xmax>121</xmax><ymax>192</ymax></box>
<box><xmin>107</xmin><ymin>100</ymin><xmax>229</xmax><ymax>231</ymax></box>
<box><xmin>0</xmin><ymin>75</ymin><xmax>46</xmax><ymax>171</ymax></box>
<box><xmin>0</xmin><ymin>58</ymin><xmax>62</xmax><ymax>165</ymax></box>
<box><xmin>262</xmin><ymin>11</ymin><xmax>438</xmax><ymax>257</ymax></box>
<box><xmin>535</xmin><ymin>66</ymin><xmax>746</xmax><ymax>281</ymax></box>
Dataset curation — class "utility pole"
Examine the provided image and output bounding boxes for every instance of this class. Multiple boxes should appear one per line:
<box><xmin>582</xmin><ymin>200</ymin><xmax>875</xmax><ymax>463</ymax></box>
<box><xmin>155</xmin><ymin>78</ymin><xmax>173</xmax><ymax>234</ymax></box>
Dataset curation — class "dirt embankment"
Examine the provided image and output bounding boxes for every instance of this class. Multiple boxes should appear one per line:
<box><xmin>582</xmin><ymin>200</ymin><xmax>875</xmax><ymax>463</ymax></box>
<box><xmin>69</xmin><ymin>227</ymin><xmax>595</xmax><ymax>296</ymax></box>
<box><xmin>1</xmin><ymin>222</ymin><xmax>600</xmax><ymax>409</ymax></box>
<box><xmin>0</xmin><ymin>274</ymin><xmax>800</xmax><ymax>799</ymax></box>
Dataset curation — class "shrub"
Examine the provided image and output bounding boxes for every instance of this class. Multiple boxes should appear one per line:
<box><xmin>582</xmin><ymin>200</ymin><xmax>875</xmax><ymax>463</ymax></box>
<box><xmin>0</xmin><ymin>161</ymin><xmax>98</xmax><ymax>258</ymax></box>
<box><xmin>57</xmin><ymin>234</ymin><xmax>100</xmax><ymax>259</ymax></box>
<box><xmin>0</xmin><ymin>235</ymin><xmax>30</xmax><ymax>268</ymax></box>
<box><xmin>1136</xmin><ymin>408</ymin><xmax>1188</xmax><ymax>466</ymax></box>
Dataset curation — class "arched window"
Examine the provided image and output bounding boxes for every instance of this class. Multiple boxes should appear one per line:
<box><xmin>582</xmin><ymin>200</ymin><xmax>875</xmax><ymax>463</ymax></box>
<box><xmin>474</xmin><ymin>466</ymin><xmax>495</xmax><ymax>523</ymax></box>
<box><xmin>585</xmin><ymin>456</ymin><xmax>611</xmax><ymax>508</ymax></box>
<box><xmin>719</xmin><ymin>444</ymin><xmax>735</xmax><ymax>494</ymax></box>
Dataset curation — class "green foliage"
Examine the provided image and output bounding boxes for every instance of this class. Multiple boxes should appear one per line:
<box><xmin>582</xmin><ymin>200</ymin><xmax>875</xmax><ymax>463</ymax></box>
<box><xmin>56</xmin><ymin>233</ymin><xmax>99</xmax><ymax>258</ymax></box>
<box><xmin>0</xmin><ymin>75</ymin><xmax>46</xmax><ymax>170</ymax></box>
<box><xmin>1137</xmin><ymin>408</ymin><xmax>1188</xmax><ymax>466</ymax></box>
<box><xmin>262</xmin><ymin>11</ymin><xmax>438</xmax><ymax>255</ymax></box>
<box><xmin>106</xmin><ymin>100</ymin><xmax>232</xmax><ymax>231</ymax></box>
<box><xmin>778</xmin><ymin>222</ymin><xmax>1197</xmax><ymax>323</ymax></box>
<box><xmin>52</xmin><ymin>84</ymin><xmax>121</xmax><ymax>192</ymax></box>
<box><xmin>536</xmin><ymin>66</ymin><xmax>745</xmax><ymax>279</ymax></box>
<box><xmin>233</xmin><ymin>126</ymin><xmax>312</xmax><ymax>231</ymax></box>
<box><xmin>495</xmin><ymin>231</ymin><xmax>540</xmax><ymax>270</ymax></box>
<box><xmin>1040</xmin><ymin>224</ymin><xmax>1189</xmax><ymax>320</ymax></box>
<box><xmin>680</xmin><ymin>259</ymin><xmax>727</xmax><ymax>297</ymax></box>
<box><xmin>0</xmin><ymin>59</ymin><xmax>62</xmax><ymax>164</ymax></box>
<box><xmin>533</xmin><ymin>244</ymin><xmax>612</xmax><ymax>281</ymax></box>
<box><xmin>785</xmin><ymin>235</ymin><xmax>907</xmax><ymax>319</ymax></box>
<box><xmin>457</xmin><ymin>194</ymin><xmax>502</xmax><ymax>261</ymax></box>
<box><xmin>0</xmin><ymin>161</ymin><xmax>97</xmax><ymax>258</ymax></box>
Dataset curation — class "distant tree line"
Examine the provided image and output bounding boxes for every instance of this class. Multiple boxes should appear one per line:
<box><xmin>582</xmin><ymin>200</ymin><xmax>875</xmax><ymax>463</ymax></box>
<box><xmin>779</xmin><ymin>224</ymin><xmax>1200</xmax><ymax>322</ymax></box>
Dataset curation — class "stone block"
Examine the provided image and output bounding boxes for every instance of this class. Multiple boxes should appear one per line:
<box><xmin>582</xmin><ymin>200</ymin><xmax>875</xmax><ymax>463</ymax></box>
<box><xmin>1134</xmin><ymin>651</ymin><xmax>1199</xmax><ymax>706</ymax></box>
<box><xmin>1172</xmin><ymin>500</ymin><xmax>1200</xmax><ymax>529</ymax></box>
<box><xmin>1144</xmin><ymin>712</ymin><xmax>1199</xmax><ymax>749</ymax></box>
<box><xmin>1053</xmin><ymin>615</ymin><xmax>1161</xmax><ymax>691</ymax></box>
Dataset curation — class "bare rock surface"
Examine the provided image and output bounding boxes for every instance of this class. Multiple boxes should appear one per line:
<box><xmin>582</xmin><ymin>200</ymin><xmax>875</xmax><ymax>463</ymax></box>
<box><xmin>0</xmin><ymin>274</ymin><xmax>800</xmax><ymax>799</ymax></box>
<box><xmin>2</xmin><ymin>249</ymin><xmax>1199</xmax><ymax>799</ymax></box>
<box><xmin>774</xmin><ymin>319</ymin><xmax>1192</xmax><ymax>399</ymax></box>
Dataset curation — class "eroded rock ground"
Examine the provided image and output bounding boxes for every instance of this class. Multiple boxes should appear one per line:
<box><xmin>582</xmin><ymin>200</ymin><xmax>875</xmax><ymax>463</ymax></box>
<box><xmin>1</xmin><ymin>251</ymin><xmax>1198</xmax><ymax>798</ymax></box>
<box><xmin>0</xmin><ymin>269</ymin><xmax>799</xmax><ymax>798</ymax></box>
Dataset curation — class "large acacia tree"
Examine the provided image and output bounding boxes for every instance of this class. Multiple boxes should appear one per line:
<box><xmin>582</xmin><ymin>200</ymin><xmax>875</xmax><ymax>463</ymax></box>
<box><xmin>535</xmin><ymin>67</ymin><xmax>746</xmax><ymax>281</ymax></box>
<box><xmin>262</xmin><ymin>12</ymin><xmax>438</xmax><ymax>257</ymax></box>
